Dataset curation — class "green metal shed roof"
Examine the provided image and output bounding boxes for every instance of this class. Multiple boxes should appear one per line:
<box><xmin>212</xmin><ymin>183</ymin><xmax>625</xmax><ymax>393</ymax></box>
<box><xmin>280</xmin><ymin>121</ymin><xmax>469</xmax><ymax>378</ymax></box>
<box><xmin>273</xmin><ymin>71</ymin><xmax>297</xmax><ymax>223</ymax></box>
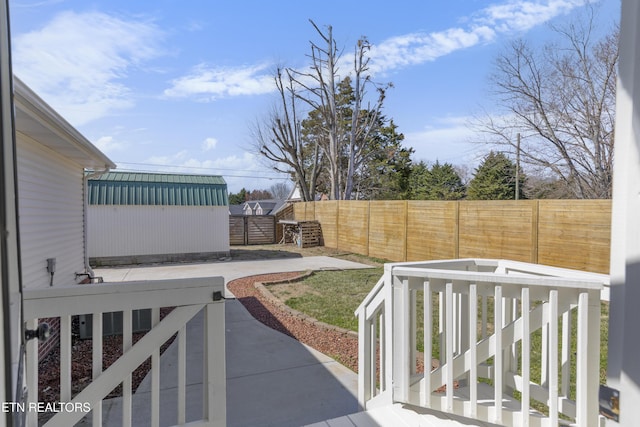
<box><xmin>88</xmin><ymin>172</ymin><xmax>228</xmax><ymax>206</ymax></box>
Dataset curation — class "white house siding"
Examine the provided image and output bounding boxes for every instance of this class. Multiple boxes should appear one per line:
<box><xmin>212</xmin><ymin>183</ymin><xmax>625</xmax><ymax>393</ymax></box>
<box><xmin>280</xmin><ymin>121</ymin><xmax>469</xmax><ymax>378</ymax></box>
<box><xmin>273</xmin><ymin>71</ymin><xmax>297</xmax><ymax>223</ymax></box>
<box><xmin>88</xmin><ymin>205</ymin><xmax>230</xmax><ymax>261</ymax></box>
<box><xmin>16</xmin><ymin>134</ymin><xmax>86</xmax><ymax>289</ymax></box>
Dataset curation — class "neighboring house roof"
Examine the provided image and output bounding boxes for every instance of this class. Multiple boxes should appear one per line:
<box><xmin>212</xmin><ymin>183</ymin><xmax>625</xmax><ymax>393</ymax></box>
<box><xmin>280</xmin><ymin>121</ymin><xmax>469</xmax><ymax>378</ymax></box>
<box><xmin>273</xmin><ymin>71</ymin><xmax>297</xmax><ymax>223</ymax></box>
<box><xmin>245</xmin><ymin>199</ymin><xmax>286</xmax><ymax>215</ymax></box>
<box><xmin>287</xmin><ymin>185</ymin><xmax>302</xmax><ymax>202</ymax></box>
<box><xmin>228</xmin><ymin>205</ymin><xmax>245</xmax><ymax>215</ymax></box>
<box><xmin>228</xmin><ymin>199</ymin><xmax>287</xmax><ymax>216</ymax></box>
<box><xmin>88</xmin><ymin>171</ymin><xmax>228</xmax><ymax>206</ymax></box>
<box><xmin>13</xmin><ymin>77</ymin><xmax>116</xmax><ymax>170</ymax></box>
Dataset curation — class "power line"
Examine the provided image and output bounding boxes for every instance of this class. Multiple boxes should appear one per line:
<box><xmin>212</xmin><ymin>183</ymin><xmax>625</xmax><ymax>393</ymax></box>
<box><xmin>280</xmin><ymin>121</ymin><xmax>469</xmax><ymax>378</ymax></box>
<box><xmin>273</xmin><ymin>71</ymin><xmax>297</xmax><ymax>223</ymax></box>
<box><xmin>114</xmin><ymin>161</ymin><xmax>289</xmax><ymax>181</ymax></box>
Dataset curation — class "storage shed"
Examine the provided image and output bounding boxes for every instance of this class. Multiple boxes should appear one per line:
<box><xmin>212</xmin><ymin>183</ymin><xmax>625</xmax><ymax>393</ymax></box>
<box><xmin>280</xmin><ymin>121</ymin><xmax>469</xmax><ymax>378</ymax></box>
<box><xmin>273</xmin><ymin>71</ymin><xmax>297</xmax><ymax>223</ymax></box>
<box><xmin>87</xmin><ymin>171</ymin><xmax>230</xmax><ymax>265</ymax></box>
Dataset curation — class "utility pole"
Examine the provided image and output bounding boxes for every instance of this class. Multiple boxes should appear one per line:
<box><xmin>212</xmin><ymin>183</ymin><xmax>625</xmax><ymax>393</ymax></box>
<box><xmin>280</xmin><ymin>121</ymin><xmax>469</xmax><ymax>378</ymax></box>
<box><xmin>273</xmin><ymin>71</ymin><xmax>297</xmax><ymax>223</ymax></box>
<box><xmin>515</xmin><ymin>133</ymin><xmax>521</xmax><ymax>200</ymax></box>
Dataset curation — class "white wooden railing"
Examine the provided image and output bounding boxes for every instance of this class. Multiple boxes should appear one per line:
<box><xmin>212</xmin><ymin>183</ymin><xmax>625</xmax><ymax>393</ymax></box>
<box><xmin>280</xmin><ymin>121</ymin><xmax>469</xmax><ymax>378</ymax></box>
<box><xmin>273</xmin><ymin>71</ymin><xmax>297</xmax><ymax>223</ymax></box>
<box><xmin>22</xmin><ymin>277</ymin><xmax>226</xmax><ymax>427</ymax></box>
<box><xmin>356</xmin><ymin>259</ymin><xmax>608</xmax><ymax>427</ymax></box>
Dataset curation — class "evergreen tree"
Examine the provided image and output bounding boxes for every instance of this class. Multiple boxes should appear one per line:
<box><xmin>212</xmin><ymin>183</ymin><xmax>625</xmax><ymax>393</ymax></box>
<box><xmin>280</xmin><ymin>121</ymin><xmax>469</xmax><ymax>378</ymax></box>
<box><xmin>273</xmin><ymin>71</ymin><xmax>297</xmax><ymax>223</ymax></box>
<box><xmin>408</xmin><ymin>161</ymin><xmax>466</xmax><ymax>200</ymax></box>
<box><xmin>228</xmin><ymin>188</ymin><xmax>248</xmax><ymax>205</ymax></box>
<box><xmin>425</xmin><ymin>161</ymin><xmax>466</xmax><ymax>200</ymax></box>
<box><xmin>467</xmin><ymin>152</ymin><xmax>525</xmax><ymax>200</ymax></box>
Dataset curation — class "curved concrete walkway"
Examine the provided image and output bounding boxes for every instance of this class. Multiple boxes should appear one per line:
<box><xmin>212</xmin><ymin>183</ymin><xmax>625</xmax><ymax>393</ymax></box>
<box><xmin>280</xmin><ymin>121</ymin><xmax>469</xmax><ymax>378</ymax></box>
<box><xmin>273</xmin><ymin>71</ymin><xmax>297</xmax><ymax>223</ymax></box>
<box><xmin>92</xmin><ymin>256</ymin><xmax>373</xmax><ymax>427</ymax></box>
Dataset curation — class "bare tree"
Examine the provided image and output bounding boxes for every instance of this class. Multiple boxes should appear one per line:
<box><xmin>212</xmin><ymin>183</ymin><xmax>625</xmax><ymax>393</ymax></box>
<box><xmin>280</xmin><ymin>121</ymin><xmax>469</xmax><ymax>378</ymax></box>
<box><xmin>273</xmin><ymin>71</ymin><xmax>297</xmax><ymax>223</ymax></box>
<box><xmin>289</xmin><ymin>21</ymin><xmax>390</xmax><ymax>200</ymax></box>
<box><xmin>289</xmin><ymin>20</ymin><xmax>342</xmax><ymax>199</ymax></box>
<box><xmin>269</xmin><ymin>181</ymin><xmax>292</xmax><ymax>199</ymax></box>
<box><xmin>253</xmin><ymin>68</ymin><xmax>322</xmax><ymax>202</ymax></box>
<box><xmin>343</xmin><ymin>38</ymin><xmax>389</xmax><ymax>200</ymax></box>
<box><xmin>475</xmin><ymin>8</ymin><xmax>618</xmax><ymax>198</ymax></box>
<box><xmin>254</xmin><ymin>21</ymin><xmax>393</xmax><ymax>200</ymax></box>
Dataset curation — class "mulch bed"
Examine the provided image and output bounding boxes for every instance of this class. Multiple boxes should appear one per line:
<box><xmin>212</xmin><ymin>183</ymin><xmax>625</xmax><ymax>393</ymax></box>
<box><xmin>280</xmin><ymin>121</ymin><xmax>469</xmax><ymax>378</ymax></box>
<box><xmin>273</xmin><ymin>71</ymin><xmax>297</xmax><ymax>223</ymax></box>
<box><xmin>226</xmin><ymin>271</ymin><xmax>361</xmax><ymax>372</ymax></box>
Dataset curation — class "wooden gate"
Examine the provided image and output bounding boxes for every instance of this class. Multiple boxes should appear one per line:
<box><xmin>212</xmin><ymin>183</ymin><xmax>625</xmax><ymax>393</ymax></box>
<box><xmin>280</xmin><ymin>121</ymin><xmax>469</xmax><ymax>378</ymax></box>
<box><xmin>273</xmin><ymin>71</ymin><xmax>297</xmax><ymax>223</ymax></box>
<box><xmin>229</xmin><ymin>215</ymin><xmax>276</xmax><ymax>245</ymax></box>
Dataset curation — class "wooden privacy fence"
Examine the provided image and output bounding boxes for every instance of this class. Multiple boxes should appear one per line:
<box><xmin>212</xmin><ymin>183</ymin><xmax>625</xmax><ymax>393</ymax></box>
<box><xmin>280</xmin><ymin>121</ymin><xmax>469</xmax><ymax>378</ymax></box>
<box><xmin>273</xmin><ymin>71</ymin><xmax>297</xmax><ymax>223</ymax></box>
<box><xmin>293</xmin><ymin>200</ymin><xmax>611</xmax><ymax>274</ymax></box>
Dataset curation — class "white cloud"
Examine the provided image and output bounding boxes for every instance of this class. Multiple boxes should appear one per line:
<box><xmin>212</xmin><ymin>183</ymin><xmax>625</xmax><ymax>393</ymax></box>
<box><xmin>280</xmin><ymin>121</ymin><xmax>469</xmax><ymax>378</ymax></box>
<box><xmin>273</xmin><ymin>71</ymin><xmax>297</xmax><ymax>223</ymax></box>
<box><xmin>202</xmin><ymin>137</ymin><xmax>218</xmax><ymax>151</ymax></box>
<box><xmin>94</xmin><ymin>135</ymin><xmax>125</xmax><ymax>153</ymax></box>
<box><xmin>13</xmin><ymin>11</ymin><xmax>164</xmax><ymax>126</ymax></box>
<box><xmin>369</xmin><ymin>0</ymin><xmax>591</xmax><ymax>75</ymax></box>
<box><xmin>163</xmin><ymin>63</ymin><xmax>275</xmax><ymax>100</ymax></box>
<box><xmin>478</xmin><ymin>0</ymin><xmax>591</xmax><ymax>33</ymax></box>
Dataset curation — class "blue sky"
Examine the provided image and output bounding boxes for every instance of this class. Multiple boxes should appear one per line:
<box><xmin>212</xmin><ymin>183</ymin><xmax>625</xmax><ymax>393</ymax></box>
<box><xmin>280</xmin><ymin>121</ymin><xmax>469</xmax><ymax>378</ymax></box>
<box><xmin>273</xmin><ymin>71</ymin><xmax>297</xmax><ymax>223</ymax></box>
<box><xmin>9</xmin><ymin>0</ymin><xmax>620</xmax><ymax>193</ymax></box>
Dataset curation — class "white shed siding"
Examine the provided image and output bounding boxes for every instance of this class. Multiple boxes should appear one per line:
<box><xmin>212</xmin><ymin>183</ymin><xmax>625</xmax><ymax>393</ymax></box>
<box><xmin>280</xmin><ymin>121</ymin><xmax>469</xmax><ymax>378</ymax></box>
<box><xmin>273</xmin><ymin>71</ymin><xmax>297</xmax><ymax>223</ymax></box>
<box><xmin>88</xmin><ymin>205</ymin><xmax>229</xmax><ymax>258</ymax></box>
<box><xmin>16</xmin><ymin>134</ymin><xmax>86</xmax><ymax>289</ymax></box>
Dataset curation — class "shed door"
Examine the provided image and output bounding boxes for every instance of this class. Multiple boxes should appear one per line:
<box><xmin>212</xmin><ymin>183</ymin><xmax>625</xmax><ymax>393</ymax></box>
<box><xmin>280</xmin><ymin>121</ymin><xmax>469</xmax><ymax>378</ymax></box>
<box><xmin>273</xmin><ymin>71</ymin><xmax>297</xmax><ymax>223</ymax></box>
<box><xmin>1</xmin><ymin>3</ymin><xmax>26</xmax><ymax>424</ymax></box>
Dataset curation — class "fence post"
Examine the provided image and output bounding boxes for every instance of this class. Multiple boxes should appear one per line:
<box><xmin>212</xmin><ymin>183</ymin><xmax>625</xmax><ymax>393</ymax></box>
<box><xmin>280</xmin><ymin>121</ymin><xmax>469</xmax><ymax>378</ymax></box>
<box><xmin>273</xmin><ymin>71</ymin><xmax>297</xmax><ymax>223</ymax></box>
<box><xmin>531</xmin><ymin>200</ymin><xmax>539</xmax><ymax>264</ymax></box>
<box><xmin>454</xmin><ymin>201</ymin><xmax>460</xmax><ymax>259</ymax></box>
<box><xmin>403</xmin><ymin>201</ymin><xmax>408</xmax><ymax>262</ymax></box>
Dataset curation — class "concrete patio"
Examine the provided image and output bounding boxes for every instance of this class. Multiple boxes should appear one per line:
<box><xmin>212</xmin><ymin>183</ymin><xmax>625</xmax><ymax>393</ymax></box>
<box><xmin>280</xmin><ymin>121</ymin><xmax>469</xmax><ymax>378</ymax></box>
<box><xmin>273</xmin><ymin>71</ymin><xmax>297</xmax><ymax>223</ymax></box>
<box><xmin>90</xmin><ymin>255</ymin><xmax>372</xmax><ymax>427</ymax></box>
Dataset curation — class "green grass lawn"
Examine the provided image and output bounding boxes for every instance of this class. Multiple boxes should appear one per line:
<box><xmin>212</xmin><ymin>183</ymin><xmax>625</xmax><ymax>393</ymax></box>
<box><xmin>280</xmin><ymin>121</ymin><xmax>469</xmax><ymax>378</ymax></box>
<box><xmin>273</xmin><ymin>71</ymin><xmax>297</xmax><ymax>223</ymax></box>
<box><xmin>270</xmin><ymin>267</ymin><xmax>384</xmax><ymax>332</ymax></box>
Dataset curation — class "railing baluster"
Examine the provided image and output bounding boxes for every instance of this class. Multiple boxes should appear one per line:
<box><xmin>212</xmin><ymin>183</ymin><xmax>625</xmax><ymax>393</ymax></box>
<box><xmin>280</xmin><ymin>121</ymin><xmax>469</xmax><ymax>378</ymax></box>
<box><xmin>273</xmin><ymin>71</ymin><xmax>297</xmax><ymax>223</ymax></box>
<box><xmin>399</xmin><ymin>276</ymin><xmax>411</xmax><ymax>403</ymax></box>
<box><xmin>123</xmin><ymin>309</ymin><xmax>132</xmax><ymax>427</ymax></box>
<box><xmin>458</xmin><ymin>285</ymin><xmax>469</xmax><ymax>359</ymax></box>
<box><xmin>177</xmin><ymin>324</ymin><xmax>186</xmax><ymax>424</ymax></box>
<box><xmin>521</xmin><ymin>287</ymin><xmax>530</xmax><ymax>427</ymax></box>
<box><xmin>370</xmin><ymin>316</ymin><xmax>377</xmax><ymax>397</ymax></box>
<box><xmin>561</xmin><ymin>309</ymin><xmax>571</xmax><ymax>398</ymax></box>
<box><xmin>92</xmin><ymin>312</ymin><xmax>103</xmax><ymax>427</ymax></box>
<box><xmin>445</xmin><ymin>281</ymin><xmax>454</xmax><ymax>412</ymax></box>
<box><xmin>410</xmin><ymin>287</ymin><xmax>417</xmax><ymax>376</ymax></box>
<box><xmin>357</xmin><ymin>306</ymin><xmax>371</xmax><ymax>406</ymax></box>
<box><xmin>549</xmin><ymin>290</ymin><xmax>559</xmax><ymax>426</ymax></box>
<box><xmin>422</xmin><ymin>280</ymin><xmax>432</xmax><ymax>408</ymax></box>
<box><xmin>468</xmin><ymin>283</ymin><xmax>478</xmax><ymax>419</ymax></box>
<box><xmin>379</xmin><ymin>311</ymin><xmax>385</xmax><ymax>392</ymax></box>
<box><xmin>577</xmin><ymin>290</ymin><xmax>600</xmax><ymax>426</ymax></box>
<box><xmin>25</xmin><ymin>318</ymin><xmax>38</xmax><ymax>427</ymax></box>
<box><xmin>494</xmin><ymin>285</ymin><xmax>503</xmax><ymax>424</ymax></box>
<box><xmin>439</xmin><ymin>291</ymin><xmax>445</xmax><ymax>367</ymax></box>
<box><xmin>60</xmin><ymin>315</ymin><xmax>71</xmax><ymax>402</ymax></box>
<box><xmin>151</xmin><ymin>307</ymin><xmax>160</xmax><ymax>427</ymax></box>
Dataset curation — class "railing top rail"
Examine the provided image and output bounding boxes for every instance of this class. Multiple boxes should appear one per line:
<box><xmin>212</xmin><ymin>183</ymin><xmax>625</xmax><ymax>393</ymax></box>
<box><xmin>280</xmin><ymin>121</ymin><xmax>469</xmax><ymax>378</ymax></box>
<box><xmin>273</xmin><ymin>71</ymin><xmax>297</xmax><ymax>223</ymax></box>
<box><xmin>390</xmin><ymin>265</ymin><xmax>605</xmax><ymax>291</ymax></box>
<box><xmin>23</xmin><ymin>276</ymin><xmax>225</xmax><ymax>318</ymax></box>
<box><xmin>384</xmin><ymin>258</ymin><xmax>494</xmax><ymax>272</ymax></box>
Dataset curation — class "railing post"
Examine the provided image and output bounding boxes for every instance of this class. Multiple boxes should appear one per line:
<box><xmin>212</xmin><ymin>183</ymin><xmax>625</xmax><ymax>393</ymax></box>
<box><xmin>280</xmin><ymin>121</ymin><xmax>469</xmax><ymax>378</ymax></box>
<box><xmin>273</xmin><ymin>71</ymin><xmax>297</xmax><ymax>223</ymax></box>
<box><xmin>204</xmin><ymin>300</ymin><xmax>226</xmax><ymax>426</ymax></box>
<box><xmin>393</xmin><ymin>272</ymin><xmax>411</xmax><ymax>403</ymax></box>
<box><xmin>576</xmin><ymin>290</ymin><xmax>600</xmax><ymax>426</ymax></box>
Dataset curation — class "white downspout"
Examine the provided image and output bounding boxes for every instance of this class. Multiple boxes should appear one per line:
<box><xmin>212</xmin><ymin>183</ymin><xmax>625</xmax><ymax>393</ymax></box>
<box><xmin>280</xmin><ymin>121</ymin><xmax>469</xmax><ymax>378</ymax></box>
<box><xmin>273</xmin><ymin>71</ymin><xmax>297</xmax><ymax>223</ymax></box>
<box><xmin>82</xmin><ymin>166</ymin><xmax>110</xmax><ymax>282</ymax></box>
